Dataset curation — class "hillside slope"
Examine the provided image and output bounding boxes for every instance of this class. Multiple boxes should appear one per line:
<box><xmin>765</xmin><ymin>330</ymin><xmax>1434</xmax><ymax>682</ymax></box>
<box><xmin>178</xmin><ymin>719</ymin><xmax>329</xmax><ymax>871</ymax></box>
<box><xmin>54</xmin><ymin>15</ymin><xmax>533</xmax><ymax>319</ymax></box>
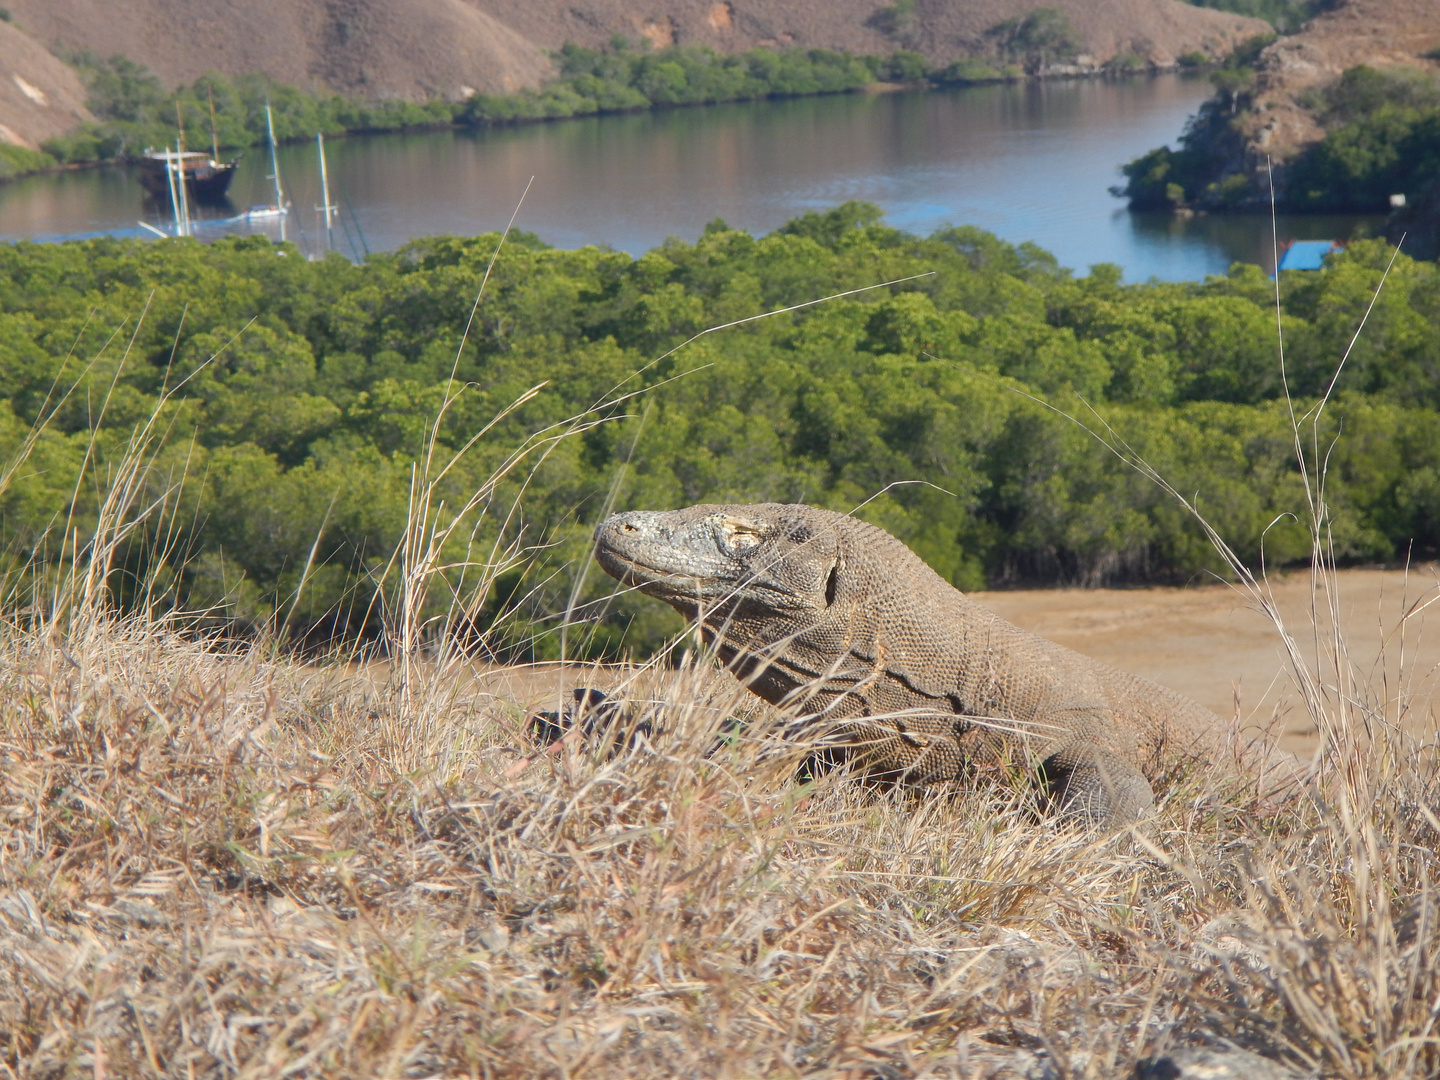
<box><xmin>1114</xmin><ymin>0</ymin><xmax>1440</xmax><ymax>221</ymax></box>
<box><xmin>477</xmin><ymin>0</ymin><xmax>1269</xmax><ymax>68</ymax></box>
<box><xmin>1242</xmin><ymin>0</ymin><xmax>1440</xmax><ymax>162</ymax></box>
<box><xmin>0</xmin><ymin>0</ymin><xmax>1267</xmax><ymax>103</ymax></box>
<box><xmin>0</xmin><ymin>18</ymin><xmax>92</xmax><ymax>147</ymax></box>
<box><xmin>0</xmin><ymin>0</ymin><xmax>554</xmax><ymax>101</ymax></box>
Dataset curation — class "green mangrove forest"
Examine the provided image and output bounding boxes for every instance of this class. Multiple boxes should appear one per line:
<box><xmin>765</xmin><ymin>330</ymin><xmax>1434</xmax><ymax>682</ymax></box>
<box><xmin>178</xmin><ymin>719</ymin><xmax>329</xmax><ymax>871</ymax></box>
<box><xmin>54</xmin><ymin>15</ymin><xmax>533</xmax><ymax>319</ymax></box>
<box><xmin>17</xmin><ymin>44</ymin><xmax>968</xmax><ymax>179</ymax></box>
<box><xmin>2</xmin><ymin>204</ymin><xmax>1437</xmax><ymax>655</ymax></box>
<box><xmin>1118</xmin><ymin>60</ymin><xmax>1440</xmax><ymax>217</ymax></box>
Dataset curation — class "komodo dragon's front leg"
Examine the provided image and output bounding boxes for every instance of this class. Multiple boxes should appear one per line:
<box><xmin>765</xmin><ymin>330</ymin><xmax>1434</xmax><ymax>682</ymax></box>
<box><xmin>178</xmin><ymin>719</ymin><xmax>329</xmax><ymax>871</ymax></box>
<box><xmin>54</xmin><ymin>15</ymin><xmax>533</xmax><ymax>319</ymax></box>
<box><xmin>1035</xmin><ymin>730</ymin><xmax>1157</xmax><ymax>826</ymax></box>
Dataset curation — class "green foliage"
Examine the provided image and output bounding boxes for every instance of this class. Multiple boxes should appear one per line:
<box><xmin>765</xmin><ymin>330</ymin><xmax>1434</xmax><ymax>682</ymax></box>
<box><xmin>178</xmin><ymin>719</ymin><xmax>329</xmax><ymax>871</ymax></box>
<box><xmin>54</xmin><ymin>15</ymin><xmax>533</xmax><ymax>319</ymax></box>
<box><xmin>0</xmin><ymin>214</ymin><xmax>1436</xmax><ymax>656</ymax></box>
<box><xmin>866</xmin><ymin>0</ymin><xmax>921</xmax><ymax>50</ymax></box>
<box><xmin>1113</xmin><ymin>36</ymin><xmax>1275</xmax><ymax>208</ymax></box>
<box><xmin>1287</xmin><ymin>66</ymin><xmax>1440</xmax><ymax>212</ymax></box>
<box><xmin>0</xmin><ymin>144</ymin><xmax>55</xmax><ymax>178</ymax></box>
<box><xmin>43</xmin><ymin>55</ymin><xmax>453</xmax><ymax>164</ymax></box>
<box><xmin>1105</xmin><ymin>53</ymin><xmax>1148</xmax><ymax>74</ymax></box>
<box><xmin>875</xmin><ymin>51</ymin><xmax>929</xmax><ymax>84</ymax></box>
<box><xmin>985</xmin><ymin>8</ymin><xmax>1084</xmax><ymax>74</ymax></box>
<box><xmin>934</xmin><ymin>58</ymin><xmax>1020</xmax><ymax>85</ymax></box>
<box><xmin>1181</xmin><ymin>0</ymin><xmax>1333</xmax><ymax>33</ymax></box>
<box><xmin>1118</xmin><ymin>58</ymin><xmax>1440</xmax><ymax>214</ymax></box>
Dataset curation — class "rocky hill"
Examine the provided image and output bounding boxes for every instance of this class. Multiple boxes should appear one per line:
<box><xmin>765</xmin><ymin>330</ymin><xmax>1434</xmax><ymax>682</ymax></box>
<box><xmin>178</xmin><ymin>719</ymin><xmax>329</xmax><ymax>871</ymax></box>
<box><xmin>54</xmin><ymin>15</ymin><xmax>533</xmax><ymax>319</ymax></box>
<box><xmin>0</xmin><ymin>0</ymin><xmax>554</xmax><ymax>130</ymax></box>
<box><xmin>0</xmin><ymin>0</ymin><xmax>1268</xmax><ymax>147</ymax></box>
<box><xmin>1114</xmin><ymin>0</ymin><xmax>1440</xmax><ymax>225</ymax></box>
<box><xmin>479</xmin><ymin>0</ymin><xmax>1269</xmax><ymax>69</ymax></box>
<box><xmin>1241</xmin><ymin>0</ymin><xmax>1439</xmax><ymax>163</ymax></box>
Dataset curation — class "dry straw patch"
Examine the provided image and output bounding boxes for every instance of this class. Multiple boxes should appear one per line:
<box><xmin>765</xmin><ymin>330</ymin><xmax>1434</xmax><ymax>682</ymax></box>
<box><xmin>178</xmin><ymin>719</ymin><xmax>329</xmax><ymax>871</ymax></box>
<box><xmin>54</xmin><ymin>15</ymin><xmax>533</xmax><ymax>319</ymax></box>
<box><xmin>0</xmin><ymin>613</ymin><xmax>1437</xmax><ymax>1079</ymax></box>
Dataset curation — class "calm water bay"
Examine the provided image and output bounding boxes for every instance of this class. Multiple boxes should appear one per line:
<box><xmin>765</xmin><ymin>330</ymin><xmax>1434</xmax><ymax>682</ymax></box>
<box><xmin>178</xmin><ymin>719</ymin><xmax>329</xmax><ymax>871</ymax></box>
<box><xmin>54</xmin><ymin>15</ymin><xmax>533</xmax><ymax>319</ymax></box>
<box><xmin>0</xmin><ymin>73</ymin><xmax>1382</xmax><ymax>281</ymax></box>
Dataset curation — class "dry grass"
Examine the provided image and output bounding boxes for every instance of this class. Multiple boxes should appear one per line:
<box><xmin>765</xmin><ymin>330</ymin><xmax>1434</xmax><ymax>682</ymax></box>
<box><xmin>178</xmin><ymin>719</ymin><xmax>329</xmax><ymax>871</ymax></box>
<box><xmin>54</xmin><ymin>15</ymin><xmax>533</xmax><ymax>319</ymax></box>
<box><xmin>0</xmin><ymin>607</ymin><xmax>1437</xmax><ymax>1079</ymax></box>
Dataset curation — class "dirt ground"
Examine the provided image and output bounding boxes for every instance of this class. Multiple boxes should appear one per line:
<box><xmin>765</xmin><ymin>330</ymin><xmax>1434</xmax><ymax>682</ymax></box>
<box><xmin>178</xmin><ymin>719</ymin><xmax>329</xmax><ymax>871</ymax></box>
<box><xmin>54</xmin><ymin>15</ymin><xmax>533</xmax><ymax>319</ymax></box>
<box><xmin>975</xmin><ymin>565</ymin><xmax>1440</xmax><ymax>752</ymax></box>
<box><xmin>464</xmin><ymin>566</ymin><xmax>1440</xmax><ymax>757</ymax></box>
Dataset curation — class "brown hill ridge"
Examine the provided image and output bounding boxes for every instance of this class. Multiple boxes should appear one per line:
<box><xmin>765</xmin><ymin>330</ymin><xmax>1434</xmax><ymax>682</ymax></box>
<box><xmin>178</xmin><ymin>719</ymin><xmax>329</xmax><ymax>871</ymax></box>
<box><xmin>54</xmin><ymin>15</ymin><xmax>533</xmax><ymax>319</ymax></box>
<box><xmin>479</xmin><ymin>0</ymin><xmax>1269</xmax><ymax>69</ymax></box>
<box><xmin>0</xmin><ymin>0</ymin><xmax>1268</xmax><ymax>145</ymax></box>
<box><xmin>1243</xmin><ymin>0</ymin><xmax>1440</xmax><ymax>163</ymax></box>
<box><xmin>0</xmin><ymin>0</ymin><xmax>555</xmax><ymax>106</ymax></box>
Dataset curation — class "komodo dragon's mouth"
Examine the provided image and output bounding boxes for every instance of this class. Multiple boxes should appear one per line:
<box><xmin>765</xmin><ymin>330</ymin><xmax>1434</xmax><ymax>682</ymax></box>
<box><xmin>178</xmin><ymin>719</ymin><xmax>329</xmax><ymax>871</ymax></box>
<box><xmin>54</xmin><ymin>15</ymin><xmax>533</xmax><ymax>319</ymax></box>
<box><xmin>599</xmin><ymin>550</ymin><xmax>710</xmax><ymax>593</ymax></box>
<box><xmin>592</xmin><ymin>544</ymin><xmax>734</xmax><ymax>605</ymax></box>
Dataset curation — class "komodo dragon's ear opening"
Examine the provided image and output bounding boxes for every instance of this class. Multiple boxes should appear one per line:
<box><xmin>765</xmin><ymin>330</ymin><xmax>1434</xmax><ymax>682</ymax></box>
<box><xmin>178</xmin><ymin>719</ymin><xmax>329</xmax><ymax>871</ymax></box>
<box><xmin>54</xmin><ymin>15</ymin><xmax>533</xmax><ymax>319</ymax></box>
<box><xmin>719</xmin><ymin>517</ymin><xmax>766</xmax><ymax>554</ymax></box>
<box><xmin>824</xmin><ymin>559</ymin><xmax>840</xmax><ymax>607</ymax></box>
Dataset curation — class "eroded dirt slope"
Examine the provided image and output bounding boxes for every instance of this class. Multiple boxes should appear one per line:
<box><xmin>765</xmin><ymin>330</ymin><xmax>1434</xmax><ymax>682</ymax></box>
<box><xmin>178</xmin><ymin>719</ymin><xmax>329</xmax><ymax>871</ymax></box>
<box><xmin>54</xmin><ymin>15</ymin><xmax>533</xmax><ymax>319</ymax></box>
<box><xmin>1</xmin><ymin>0</ymin><xmax>1267</xmax><ymax>103</ymax></box>
<box><xmin>0</xmin><ymin>18</ymin><xmax>93</xmax><ymax>146</ymax></box>
<box><xmin>0</xmin><ymin>0</ymin><xmax>554</xmax><ymax>101</ymax></box>
<box><xmin>1243</xmin><ymin>0</ymin><xmax>1440</xmax><ymax>163</ymax></box>
<box><xmin>475</xmin><ymin>0</ymin><xmax>1269</xmax><ymax>69</ymax></box>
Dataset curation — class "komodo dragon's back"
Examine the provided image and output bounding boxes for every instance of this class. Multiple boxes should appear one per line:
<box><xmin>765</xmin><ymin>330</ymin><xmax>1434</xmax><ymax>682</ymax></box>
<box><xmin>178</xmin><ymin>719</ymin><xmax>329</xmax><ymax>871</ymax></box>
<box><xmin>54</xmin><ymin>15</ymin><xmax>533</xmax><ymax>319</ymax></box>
<box><xmin>594</xmin><ymin>502</ymin><xmax>1269</xmax><ymax>825</ymax></box>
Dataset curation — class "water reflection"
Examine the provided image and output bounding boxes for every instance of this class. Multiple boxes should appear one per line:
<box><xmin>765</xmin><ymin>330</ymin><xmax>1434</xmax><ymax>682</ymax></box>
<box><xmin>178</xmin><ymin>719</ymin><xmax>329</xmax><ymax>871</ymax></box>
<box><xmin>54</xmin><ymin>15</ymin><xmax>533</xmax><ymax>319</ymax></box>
<box><xmin>0</xmin><ymin>75</ymin><xmax>1387</xmax><ymax>281</ymax></box>
<box><xmin>1127</xmin><ymin>210</ymin><xmax>1388</xmax><ymax>276</ymax></box>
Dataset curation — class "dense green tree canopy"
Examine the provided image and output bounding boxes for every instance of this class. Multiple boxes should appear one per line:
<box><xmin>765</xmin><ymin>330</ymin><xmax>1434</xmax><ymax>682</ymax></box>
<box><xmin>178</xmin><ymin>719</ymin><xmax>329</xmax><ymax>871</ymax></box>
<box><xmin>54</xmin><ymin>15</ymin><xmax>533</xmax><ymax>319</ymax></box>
<box><xmin>0</xmin><ymin>205</ymin><xmax>1435</xmax><ymax>656</ymax></box>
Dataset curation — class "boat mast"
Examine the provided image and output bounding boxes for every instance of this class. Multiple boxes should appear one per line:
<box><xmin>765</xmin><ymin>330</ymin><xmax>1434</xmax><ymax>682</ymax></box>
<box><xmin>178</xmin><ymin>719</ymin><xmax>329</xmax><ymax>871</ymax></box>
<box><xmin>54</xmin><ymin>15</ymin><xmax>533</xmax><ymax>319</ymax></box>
<box><xmin>316</xmin><ymin>132</ymin><xmax>336</xmax><ymax>245</ymax></box>
<box><xmin>208</xmin><ymin>86</ymin><xmax>220</xmax><ymax>162</ymax></box>
<box><xmin>177</xmin><ymin>150</ymin><xmax>192</xmax><ymax>235</ymax></box>
<box><xmin>164</xmin><ymin>147</ymin><xmax>188</xmax><ymax>237</ymax></box>
<box><xmin>265</xmin><ymin>105</ymin><xmax>285</xmax><ymax>209</ymax></box>
<box><xmin>173</xmin><ymin>104</ymin><xmax>192</xmax><ymax>236</ymax></box>
<box><xmin>163</xmin><ymin>147</ymin><xmax>179</xmax><ymax>233</ymax></box>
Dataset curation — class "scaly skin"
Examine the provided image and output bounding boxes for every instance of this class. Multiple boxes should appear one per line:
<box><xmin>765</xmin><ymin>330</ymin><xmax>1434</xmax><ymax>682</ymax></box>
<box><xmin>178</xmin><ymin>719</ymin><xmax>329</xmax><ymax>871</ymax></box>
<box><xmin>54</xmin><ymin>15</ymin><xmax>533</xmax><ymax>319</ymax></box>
<box><xmin>594</xmin><ymin>502</ymin><xmax>1264</xmax><ymax>826</ymax></box>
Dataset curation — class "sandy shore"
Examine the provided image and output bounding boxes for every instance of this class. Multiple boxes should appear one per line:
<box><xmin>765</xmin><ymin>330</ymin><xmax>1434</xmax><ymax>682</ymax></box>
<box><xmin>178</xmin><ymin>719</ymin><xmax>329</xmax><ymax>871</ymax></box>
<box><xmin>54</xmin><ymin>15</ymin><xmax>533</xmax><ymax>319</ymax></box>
<box><xmin>975</xmin><ymin>566</ymin><xmax>1440</xmax><ymax>751</ymax></box>
<box><xmin>412</xmin><ymin>566</ymin><xmax>1440</xmax><ymax>756</ymax></box>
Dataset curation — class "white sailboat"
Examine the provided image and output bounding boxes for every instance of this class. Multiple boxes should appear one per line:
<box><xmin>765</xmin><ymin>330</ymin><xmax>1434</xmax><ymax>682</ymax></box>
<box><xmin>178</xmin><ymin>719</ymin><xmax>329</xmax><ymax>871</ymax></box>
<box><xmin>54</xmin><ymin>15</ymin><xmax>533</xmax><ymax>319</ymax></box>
<box><xmin>315</xmin><ymin>132</ymin><xmax>337</xmax><ymax>250</ymax></box>
<box><xmin>245</xmin><ymin>105</ymin><xmax>288</xmax><ymax>227</ymax></box>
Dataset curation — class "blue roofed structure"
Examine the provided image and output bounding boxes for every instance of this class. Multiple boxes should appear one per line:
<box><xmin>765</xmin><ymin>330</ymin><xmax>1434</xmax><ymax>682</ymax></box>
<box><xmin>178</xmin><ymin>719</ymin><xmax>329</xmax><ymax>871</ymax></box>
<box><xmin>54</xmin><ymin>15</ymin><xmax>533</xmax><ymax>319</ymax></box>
<box><xmin>1277</xmin><ymin>239</ymin><xmax>1342</xmax><ymax>272</ymax></box>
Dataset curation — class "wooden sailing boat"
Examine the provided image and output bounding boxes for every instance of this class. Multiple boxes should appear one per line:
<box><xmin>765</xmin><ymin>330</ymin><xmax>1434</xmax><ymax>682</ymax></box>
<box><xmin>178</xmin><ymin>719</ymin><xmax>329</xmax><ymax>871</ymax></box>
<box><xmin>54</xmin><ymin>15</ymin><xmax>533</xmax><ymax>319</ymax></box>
<box><xmin>137</xmin><ymin>95</ymin><xmax>237</xmax><ymax>204</ymax></box>
<box><xmin>137</xmin><ymin>150</ymin><xmax>238</xmax><ymax>203</ymax></box>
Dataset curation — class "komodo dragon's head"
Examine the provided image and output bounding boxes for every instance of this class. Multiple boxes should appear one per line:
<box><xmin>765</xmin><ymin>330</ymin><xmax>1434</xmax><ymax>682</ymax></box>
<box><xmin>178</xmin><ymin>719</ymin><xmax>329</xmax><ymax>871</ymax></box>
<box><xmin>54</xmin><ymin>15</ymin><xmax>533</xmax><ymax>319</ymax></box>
<box><xmin>593</xmin><ymin>502</ymin><xmax>949</xmax><ymax>712</ymax></box>
<box><xmin>594</xmin><ymin>502</ymin><xmax>869</xmax><ymax>708</ymax></box>
<box><xmin>593</xmin><ymin>503</ymin><xmax>847</xmax><ymax>626</ymax></box>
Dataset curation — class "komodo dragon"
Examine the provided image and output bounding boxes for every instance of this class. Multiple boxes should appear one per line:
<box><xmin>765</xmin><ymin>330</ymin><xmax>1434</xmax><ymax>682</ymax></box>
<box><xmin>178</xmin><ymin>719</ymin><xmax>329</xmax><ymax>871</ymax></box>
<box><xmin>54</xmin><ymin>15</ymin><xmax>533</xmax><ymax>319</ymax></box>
<box><xmin>593</xmin><ymin>502</ymin><xmax>1280</xmax><ymax>826</ymax></box>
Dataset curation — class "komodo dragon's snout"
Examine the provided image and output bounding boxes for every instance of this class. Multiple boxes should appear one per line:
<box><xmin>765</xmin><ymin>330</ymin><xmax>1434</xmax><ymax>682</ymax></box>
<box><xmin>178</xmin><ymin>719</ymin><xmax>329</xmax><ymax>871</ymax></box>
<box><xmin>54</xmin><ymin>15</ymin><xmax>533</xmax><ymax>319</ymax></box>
<box><xmin>594</xmin><ymin>502</ymin><xmax>1282</xmax><ymax>828</ymax></box>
